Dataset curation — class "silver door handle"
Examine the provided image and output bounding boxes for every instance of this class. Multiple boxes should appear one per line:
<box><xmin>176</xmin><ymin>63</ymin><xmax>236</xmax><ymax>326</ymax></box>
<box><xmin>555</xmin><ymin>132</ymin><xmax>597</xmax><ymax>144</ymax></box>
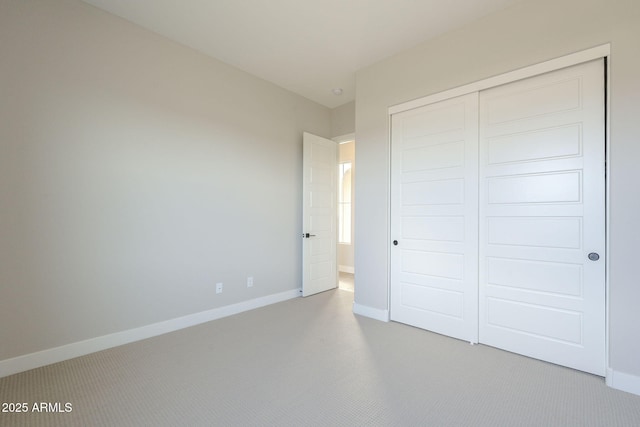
<box><xmin>303</xmin><ymin>233</ymin><xmax>316</xmax><ymax>238</ymax></box>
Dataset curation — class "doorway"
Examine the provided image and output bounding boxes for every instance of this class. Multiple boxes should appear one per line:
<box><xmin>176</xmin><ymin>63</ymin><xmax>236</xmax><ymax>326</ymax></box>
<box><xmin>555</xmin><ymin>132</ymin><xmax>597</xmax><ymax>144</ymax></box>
<box><xmin>336</xmin><ymin>135</ymin><xmax>355</xmax><ymax>292</ymax></box>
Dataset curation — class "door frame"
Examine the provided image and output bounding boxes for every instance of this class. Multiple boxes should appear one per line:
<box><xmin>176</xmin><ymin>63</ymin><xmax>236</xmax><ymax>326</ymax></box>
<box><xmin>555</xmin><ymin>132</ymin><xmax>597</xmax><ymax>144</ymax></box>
<box><xmin>333</xmin><ymin>133</ymin><xmax>356</xmax><ymax>277</ymax></box>
<box><xmin>387</xmin><ymin>44</ymin><xmax>611</xmax><ymax>373</ymax></box>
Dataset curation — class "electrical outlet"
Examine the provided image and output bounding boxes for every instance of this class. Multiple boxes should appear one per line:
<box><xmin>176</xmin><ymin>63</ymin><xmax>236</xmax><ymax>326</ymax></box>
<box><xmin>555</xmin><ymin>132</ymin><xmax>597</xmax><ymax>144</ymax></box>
<box><xmin>216</xmin><ymin>282</ymin><xmax>223</xmax><ymax>294</ymax></box>
<box><xmin>247</xmin><ymin>276</ymin><xmax>254</xmax><ymax>288</ymax></box>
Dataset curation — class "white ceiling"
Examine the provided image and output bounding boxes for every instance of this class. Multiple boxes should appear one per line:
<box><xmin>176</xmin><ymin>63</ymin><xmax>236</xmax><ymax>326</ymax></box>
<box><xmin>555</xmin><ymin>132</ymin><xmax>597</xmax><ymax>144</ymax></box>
<box><xmin>82</xmin><ymin>0</ymin><xmax>522</xmax><ymax>108</ymax></box>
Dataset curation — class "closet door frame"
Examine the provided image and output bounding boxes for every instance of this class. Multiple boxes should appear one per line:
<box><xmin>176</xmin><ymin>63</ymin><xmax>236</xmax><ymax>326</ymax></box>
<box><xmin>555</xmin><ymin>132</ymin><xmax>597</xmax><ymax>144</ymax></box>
<box><xmin>387</xmin><ymin>44</ymin><xmax>610</xmax><ymax>370</ymax></box>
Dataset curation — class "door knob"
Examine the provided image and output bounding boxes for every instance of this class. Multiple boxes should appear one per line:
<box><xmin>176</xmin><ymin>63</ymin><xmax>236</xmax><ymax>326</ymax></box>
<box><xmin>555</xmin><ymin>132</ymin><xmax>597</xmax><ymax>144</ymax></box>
<box><xmin>588</xmin><ymin>252</ymin><xmax>600</xmax><ymax>261</ymax></box>
<box><xmin>393</xmin><ymin>240</ymin><xmax>398</xmax><ymax>246</ymax></box>
<box><xmin>304</xmin><ymin>233</ymin><xmax>316</xmax><ymax>238</ymax></box>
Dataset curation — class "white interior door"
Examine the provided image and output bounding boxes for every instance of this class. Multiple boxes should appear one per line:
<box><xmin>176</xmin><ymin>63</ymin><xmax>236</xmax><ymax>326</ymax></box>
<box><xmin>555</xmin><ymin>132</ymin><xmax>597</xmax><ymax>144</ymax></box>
<box><xmin>478</xmin><ymin>59</ymin><xmax>605</xmax><ymax>375</ymax></box>
<box><xmin>390</xmin><ymin>93</ymin><xmax>479</xmax><ymax>343</ymax></box>
<box><xmin>302</xmin><ymin>132</ymin><xmax>337</xmax><ymax>297</ymax></box>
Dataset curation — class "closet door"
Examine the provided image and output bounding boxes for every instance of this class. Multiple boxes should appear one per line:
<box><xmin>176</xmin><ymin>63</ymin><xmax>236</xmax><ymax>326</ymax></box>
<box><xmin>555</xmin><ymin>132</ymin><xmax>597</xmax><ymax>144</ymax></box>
<box><xmin>390</xmin><ymin>93</ymin><xmax>479</xmax><ymax>343</ymax></box>
<box><xmin>478</xmin><ymin>60</ymin><xmax>605</xmax><ymax>375</ymax></box>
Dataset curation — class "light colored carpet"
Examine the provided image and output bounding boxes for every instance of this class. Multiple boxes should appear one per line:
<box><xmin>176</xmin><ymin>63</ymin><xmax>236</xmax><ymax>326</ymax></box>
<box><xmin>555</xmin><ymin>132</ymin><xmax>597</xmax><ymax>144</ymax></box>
<box><xmin>1</xmin><ymin>289</ymin><xmax>640</xmax><ymax>426</ymax></box>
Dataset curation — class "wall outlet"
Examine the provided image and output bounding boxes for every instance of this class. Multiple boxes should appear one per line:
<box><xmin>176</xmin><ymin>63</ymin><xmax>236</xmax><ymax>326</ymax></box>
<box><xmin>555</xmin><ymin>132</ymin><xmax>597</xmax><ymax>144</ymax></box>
<box><xmin>247</xmin><ymin>276</ymin><xmax>254</xmax><ymax>288</ymax></box>
<box><xmin>216</xmin><ymin>282</ymin><xmax>223</xmax><ymax>294</ymax></box>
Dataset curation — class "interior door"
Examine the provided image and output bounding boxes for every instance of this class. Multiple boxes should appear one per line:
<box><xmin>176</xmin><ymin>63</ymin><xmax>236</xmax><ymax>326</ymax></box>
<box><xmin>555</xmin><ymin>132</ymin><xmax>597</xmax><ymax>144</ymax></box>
<box><xmin>390</xmin><ymin>93</ymin><xmax>479</xmax><ymax>343</ymax></box>
<box><xmin>302</xmin><ymin>132</ymin><xmax>338</xmax><ymax>297</ymax></box>
<box><xmin>478</xmin><ymin>59</ymin><xmax>605</xmax><ymax>375</ymax></box>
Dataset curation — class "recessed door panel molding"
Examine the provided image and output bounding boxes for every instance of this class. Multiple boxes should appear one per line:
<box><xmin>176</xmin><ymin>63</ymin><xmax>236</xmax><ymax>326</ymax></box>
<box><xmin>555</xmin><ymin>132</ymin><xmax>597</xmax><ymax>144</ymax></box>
<box><xmin>486</xmin><ymin>257</ymin><xmax>583</xmax><ymax>297</ymax></box>
<box><xmin>401</xmin><ymin>179</ymin><xmax>465</xmax><ymax>206</ymax></box>
<box><xmin>402</xmin><ymin>250</ymin><xmax>465</xmax><ymax>280</ymax></box>
<box><xmin>309</xmin><ymin>215</ymin><xmax>331</xmax><ymax>231</ymax></box>
<box><xmin>310</xmin><ymin>166</ymin><xmax>333</xmax><ymax>185</ymax></box>
<box><xmin>486</xmin><ymin>298</ymin><xmax>583</xmax><ymax>345</ymax></box>
<box><xmin>310</xmin><ymin>143</ymin><xmax>334</xmax><ymax>164</ymax></box>
<box><xmin>401</xmin><ymin>284</ymin><xmax>464</xmax><ymax>319</ymax></box>
<box><xmin>310</xmin><ymin>190</ymin><xmax>333</xmax><ymax>208</ymax></box>
<box><xmin>401</xmin><ymin>216</ymin><xmax>465</xmax><ymax>242</ymax></box>
<box><xmin>402</xmin><ymin>140</ymin><xmax>465</xmax><ymax>172</ymax></box>
<box><xmin>486</xmin><ymin>171</ymin><xmax>582</xmax><ymax>204</ymax></box>
<box><xmin>401</xmin><ymin>102</ymin><xmax>466</xmax><ymax>138</ymax></box>
<box><xmin>487</xmin><ymin>124</ymin><xmax>582</xmax><ymax>165</ymax></box>
<box><xmin>486</xmin><ymin>217</ymin><xmax>582</xmax><ymax>249</ymax></box>
<box><xmin>486</xmin><ymin>77</ymin><xmax>582</xmax><ymax>125</ymax></box>
<box><xmin>310</xmin><ymin>238</ymin><xmax>331</xmax><ymax>256</ymax></box>
<box><xmin>479</xmin><ymin>59</ymin><xmax>605</xmax><ymax>375</ymax></box>
<box><xmin>391</xmin><ymin>93</ymin><xmax>479</xmax><ymax>343</ymax></box>
<box><xmin>310</xmin><ymin>261</ymin><xmax>331</xmax><ymax>280</ymax></box>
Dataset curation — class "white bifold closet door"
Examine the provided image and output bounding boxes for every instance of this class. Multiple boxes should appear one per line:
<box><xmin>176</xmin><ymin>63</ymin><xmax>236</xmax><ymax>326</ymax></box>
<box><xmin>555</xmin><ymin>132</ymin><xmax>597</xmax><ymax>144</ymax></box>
<box><xmin>390</xmin><ymin>59</ymin><xmax>605</xmax><ymax>375</ymax></box>
<box><xmin>478</xmin><ymin>59</ymin><xmax>605</xmax><ymax>375</ymax></box>
<box><xmin>390</xmin><ymin>93</ymin><xmax>479</xmax><ymax>343</ymax></box>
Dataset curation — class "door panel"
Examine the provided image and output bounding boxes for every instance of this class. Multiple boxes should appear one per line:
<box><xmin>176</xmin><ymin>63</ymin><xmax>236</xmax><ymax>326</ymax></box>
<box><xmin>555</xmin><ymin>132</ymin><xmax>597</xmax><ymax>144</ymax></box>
<box><xmin>302</xmin><ymin>132</ymin><xmax>337</xmax><ymax>297</ymax></box>
<box><xmin>479</xmin><ymin>59</ymin><xmax>605</xmax><ymax>375</ymax></box>
<box><xmin>390</xmin><ymin>93</ymin><xmax>479</xmax><ymax>343</ymax></box>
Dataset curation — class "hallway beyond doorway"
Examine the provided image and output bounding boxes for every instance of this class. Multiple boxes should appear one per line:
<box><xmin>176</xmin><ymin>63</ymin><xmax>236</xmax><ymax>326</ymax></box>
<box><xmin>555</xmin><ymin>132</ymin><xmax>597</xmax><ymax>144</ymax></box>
<box><xmin>339</xmin><ymin>272</ymin><xmax>354</xmax><ymax>292</ymax></box>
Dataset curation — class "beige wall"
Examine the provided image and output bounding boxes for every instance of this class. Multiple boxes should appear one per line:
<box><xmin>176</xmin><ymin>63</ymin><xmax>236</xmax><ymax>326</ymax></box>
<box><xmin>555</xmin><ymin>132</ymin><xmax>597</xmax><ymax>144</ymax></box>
<box><xmin>354</xmin><ymin>0</ymin><xmax>640</xmax><ymax>381</ymax></box>
<box><xmin>331</xmin><ymin>101</ymin><xmax>356</xmax><ymax>138</ymax></box>
<box><xmin>0</xmin><ymin>0</ymin><xmax>330</xmax><ymax>362</ymax></box>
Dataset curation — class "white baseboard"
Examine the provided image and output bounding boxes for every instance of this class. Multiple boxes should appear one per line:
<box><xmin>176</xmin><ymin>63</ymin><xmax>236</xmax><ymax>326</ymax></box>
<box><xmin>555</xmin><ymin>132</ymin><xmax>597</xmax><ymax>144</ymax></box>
<box><xmin>352</xmin><ymin>302</ymin><xmax>389</xmax><ymax>322</ymax></box>
<box><xmin>339</xmin><ymin>265</ymin><xmax>354</xmax><ymax>274</ymax></box>
<box><xmin>0</xmin><ymin>289</ymin><xmax>300</xmax><ymax>378</ymax></box>
<box><xmin>606</xmin><ymin>368</ymin><xmax>640</xmax><ymax>396</ymax></box>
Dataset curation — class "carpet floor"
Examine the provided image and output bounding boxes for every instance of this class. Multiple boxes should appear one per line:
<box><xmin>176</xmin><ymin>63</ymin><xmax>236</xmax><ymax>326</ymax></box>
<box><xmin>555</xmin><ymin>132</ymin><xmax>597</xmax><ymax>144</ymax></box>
<box><xmin>1</xmin><ymin>289</ymin><xmax>640</xmax><ymax>426</ymax></box>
